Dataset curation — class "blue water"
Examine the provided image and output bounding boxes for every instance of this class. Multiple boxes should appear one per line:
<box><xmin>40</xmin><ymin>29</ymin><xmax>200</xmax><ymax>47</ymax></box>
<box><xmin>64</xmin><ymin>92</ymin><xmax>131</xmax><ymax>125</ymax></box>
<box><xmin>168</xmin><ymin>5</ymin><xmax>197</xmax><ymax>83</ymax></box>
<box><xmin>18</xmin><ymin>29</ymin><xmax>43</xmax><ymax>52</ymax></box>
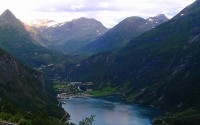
<box><xmin>62</xmin><ymin>96</ymin><xmax>162</xmax><ymax>125</ymax></box>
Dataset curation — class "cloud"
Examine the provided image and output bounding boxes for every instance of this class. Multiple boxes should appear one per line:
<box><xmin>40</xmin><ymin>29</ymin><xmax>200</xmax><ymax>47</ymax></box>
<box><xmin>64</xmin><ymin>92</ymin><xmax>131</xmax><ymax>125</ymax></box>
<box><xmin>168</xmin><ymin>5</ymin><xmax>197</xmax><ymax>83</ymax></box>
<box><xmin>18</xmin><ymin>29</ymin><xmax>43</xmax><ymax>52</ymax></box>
<box><xmin>35</xmin><ymin>0</ymin><xmax>194</xmax><ymax>14</ymax></box>
<box><xmin>0</xmin><ymin>0</ymin><xmax>196</xmax><ymax>28</ymax></box>
<box><xmin>36</xmin><ymin>0</ymin><xmax>120</xmax><ymax>12</ymax></box>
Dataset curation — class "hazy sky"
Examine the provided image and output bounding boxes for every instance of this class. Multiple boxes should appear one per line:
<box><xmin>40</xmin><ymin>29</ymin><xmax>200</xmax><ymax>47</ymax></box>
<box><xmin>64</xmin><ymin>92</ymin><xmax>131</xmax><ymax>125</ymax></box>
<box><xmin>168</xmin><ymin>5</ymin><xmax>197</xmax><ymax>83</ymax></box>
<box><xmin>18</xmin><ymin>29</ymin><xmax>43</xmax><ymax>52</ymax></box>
<box><xmin>0</xmin><ymin>0</ymin><xmax>196</xmax><ymax>28</ymax></box>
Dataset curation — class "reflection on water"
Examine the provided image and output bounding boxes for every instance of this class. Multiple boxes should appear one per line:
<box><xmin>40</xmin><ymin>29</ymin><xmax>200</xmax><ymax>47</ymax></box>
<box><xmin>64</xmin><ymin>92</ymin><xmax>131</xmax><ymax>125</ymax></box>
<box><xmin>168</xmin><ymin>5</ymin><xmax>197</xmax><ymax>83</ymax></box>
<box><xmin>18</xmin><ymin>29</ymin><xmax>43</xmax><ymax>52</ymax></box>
<box><xmin>62</xmin><ymin>96</ymin><xmax>162</xmax><ymax>125</ymax></box>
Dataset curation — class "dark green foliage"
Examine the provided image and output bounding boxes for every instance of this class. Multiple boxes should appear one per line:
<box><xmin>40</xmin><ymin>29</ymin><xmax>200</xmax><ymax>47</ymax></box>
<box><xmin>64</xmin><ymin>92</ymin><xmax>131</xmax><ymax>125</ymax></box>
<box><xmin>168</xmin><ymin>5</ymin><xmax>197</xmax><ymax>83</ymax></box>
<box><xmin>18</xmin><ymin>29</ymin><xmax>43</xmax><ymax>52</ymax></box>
<box><xmin>18</xmin><ymin>119</ymin><xmax>31</xmax><ymax>125</ymax></box>
<box><xmin>0</xmin><ymin>113</ymin><xmax>12</xmax><ymax>121</ymax></box>
<box><xmin>0</xmin><ymin>99</ymin><xmax>95</xmax><ymax>125</ymax></box>
<box><xmin>64</xmin><ymin>52</ymin><xmax>115</xmax><ymax>83</ymax></box>
<box><xmin>89</xmin><ymin>87</ymin><xmax>116</xmax><ymax>96</ymax></box>
<box><xmin>0</xmin><ymin>32</ymin><xmax>65</xmax><ymax>120</ymax></box>
<box><xmin>111</xmin><ymin>0</ymin><xmax>200</xmax><ymax>111</ymax></box>
<box><xmin>0</xmin><ymin>100</ymin><xmax>66</xmax><ymax>125</ymax></box>
<box><xmin>79</xmin><ymin>115</ymin><xmax>95</xmax><ymax>125</ymax></box>
<box><xmin>153</xmin><ymin>108</ymin><xmax>200</xmax><ymax>125</ymax></box>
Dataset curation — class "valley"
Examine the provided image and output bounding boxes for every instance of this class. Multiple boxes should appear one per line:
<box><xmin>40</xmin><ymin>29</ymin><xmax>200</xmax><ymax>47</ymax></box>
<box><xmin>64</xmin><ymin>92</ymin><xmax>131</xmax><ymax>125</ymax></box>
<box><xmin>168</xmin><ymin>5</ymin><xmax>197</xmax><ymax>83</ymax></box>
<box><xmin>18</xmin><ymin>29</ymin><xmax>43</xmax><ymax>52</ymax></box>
<box><xmin>0</xmin><ymin>0</ymin><xmax>200</xmax><ymax>125</ymax></box>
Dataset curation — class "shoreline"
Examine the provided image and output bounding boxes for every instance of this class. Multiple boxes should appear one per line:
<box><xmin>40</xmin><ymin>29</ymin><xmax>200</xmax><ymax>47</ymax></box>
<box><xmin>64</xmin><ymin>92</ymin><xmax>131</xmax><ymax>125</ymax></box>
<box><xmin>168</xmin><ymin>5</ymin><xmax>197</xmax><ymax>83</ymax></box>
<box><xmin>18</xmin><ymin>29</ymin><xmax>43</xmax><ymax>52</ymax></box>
<box><xmin>58</xmin><ymin>93</ymin><xmax>94</xmax><ymax>99</ymax></box>
<box><xmin>59</xmin><ymin>92</ymin><xmax>164</xmax><ymax>113</ymax></box>
<box><xmin>67</xmin><ymin>94</ymin><xmax>94</xmax><ymax>99</ymax></box>
<box><xmin>62</xmin><ymin>94</ymin><xmax>164</xmax><ymax>125</ymax></box>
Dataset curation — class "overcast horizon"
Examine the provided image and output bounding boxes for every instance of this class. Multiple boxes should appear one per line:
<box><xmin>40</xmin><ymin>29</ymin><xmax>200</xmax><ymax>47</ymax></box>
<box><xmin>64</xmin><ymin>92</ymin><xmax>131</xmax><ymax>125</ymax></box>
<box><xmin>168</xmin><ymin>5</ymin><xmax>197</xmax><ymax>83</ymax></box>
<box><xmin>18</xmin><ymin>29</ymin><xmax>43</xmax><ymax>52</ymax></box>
<box><xmin>0</xmin><ymin>0</ymin><xmax>196</xmax><ymax>28</ymax></box>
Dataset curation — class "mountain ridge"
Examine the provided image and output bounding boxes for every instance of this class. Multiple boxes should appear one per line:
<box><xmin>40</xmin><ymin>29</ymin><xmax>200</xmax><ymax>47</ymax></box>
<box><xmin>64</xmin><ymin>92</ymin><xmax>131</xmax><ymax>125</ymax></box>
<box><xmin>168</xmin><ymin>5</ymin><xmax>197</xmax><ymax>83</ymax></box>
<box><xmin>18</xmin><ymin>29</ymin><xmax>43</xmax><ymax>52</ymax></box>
<box><xmin>0</xmin><ymin>9</ymin><xmax>21</xmax><ymax>26</ymax></box>
<box><xmin>79</xmin><ymin>14</ymin><xmax>168</xmax><ymax>54</ymax></box>
<box><xmin>32</xmin><ymin>17</ymin><xmax>108</xmax><ymax>53</ymax></box>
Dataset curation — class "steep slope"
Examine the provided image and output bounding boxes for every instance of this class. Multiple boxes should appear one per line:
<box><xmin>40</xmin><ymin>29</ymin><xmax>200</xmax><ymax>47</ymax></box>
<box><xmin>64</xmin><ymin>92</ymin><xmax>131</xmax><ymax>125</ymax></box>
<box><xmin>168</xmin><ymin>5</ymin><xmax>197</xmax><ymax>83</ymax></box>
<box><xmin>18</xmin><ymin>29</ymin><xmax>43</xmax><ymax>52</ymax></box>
<box><xmin>117</xmin><ymin>0</ymin><xmax>200</xmax><ymax>109</ymax></box>
<box><xmin>0</xmin><ymin>10</ymin><xmax>50</xmax><ymax>66</ymax></box>
<box><xmin>65</xmin><ymin>0</ymin><xmax>200</xmax><ymax>114</ymax></box>
<box><xmin>0</xmin><ymin>48</ymin><xmax>47</xmax><ymax>111</ymax></box>
<box><xmin>27</xmin><ymin>19</ymin><xmax>58</xmax><ymax>48</ymax></box>
<box><xmin>34</xmin><ymin>17</ymin><xmax>108</xmax><ymax>53</ymax></box>
<box><xmin>0</xmin><ymin>48</ymin><xmax>66</xmax><ymax>125</ymax></box>
<box><xmin>0</xmin><ymin>10</ymin><xmax>67</xmax><ymax>122</ymax></box>
<box><xmin>0</xmin><ymin>10</ymin><xmax>75</xmax><ymax>69</ymax></box>
<box><xmin>0</xmin><ymin>48</ymin><xmax>44</xmax><ymax>107</ymax></box>
<box><xmin>80</xmin><ymin>14</ymin><xmax>168</xmax><ymax>54</ymax></box>
<box><xmin>55</xmin><ymin>52</ymin><xmax>115</xmax><ymax>82</ymax></box>
<box><xmin>23</xmin><ymin>23</ymin><xmax>51</xmax><ymax>48</ymax></box>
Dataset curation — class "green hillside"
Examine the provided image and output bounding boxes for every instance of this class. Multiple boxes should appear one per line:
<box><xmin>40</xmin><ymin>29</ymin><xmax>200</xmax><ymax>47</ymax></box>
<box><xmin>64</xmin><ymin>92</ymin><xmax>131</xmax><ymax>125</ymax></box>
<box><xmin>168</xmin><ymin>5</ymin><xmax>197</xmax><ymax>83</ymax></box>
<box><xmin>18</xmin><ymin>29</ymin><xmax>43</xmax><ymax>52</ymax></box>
<box><xmin>0</xmin><ymin>47</ymin><xmax>67</xmax><ymax>122</ymax></box>
<box><xmin>63</xmin><ymin>1</ymin><xmax>200</xmax><ymax>124</ymax></box>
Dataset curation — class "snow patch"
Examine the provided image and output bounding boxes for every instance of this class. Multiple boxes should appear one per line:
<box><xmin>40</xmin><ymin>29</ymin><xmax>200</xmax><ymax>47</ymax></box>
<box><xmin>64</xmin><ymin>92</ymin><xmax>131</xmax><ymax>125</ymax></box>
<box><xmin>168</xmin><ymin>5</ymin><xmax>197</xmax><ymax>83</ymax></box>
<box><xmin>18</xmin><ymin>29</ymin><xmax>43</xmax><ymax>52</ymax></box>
<box><xmin>47</xmin><ymin>64</ymin><xmax>54</xmax><ymax>67</ymax></box>
<box><xmin>148</xmin><ymin>18</ymin><xmax>153</xmax><ymax>22</ymax></box>
<box><xmin>58</xmin><ymin>23</ymin><xmax>65</xmax><ymax>27</ymax></box>
<box><xmin>48</xmin><ymin>22</ymin><xmax>58</xmax><ymax>27</ymax></box>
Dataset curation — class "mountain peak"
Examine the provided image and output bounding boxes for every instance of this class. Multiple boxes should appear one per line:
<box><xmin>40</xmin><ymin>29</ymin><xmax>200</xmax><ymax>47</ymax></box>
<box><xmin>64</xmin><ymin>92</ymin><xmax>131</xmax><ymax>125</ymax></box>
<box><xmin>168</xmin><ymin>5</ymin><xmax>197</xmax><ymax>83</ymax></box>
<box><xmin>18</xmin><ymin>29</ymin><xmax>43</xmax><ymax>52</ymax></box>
<box><xmin>154</xmin><ymin>14</ymin><xmax>168</xmax><ymax>20</ymax></box>
<box><xmin>72</xmin><ymin>17</ymin><xmax>101</xmax><ymax>23</ymax></box>
<box><xmin>121</xmin><ymin>16</ymin><xmax>145</xmax><ymax>24</ymax></box>
<box><xmin>126</xmin><ymin>16</ymin><xmax>144</xmax><ymax>20</ymax></box>
<box><xmin>0</xmin><ymin>9</ymin><xmax>16</xmax><ymax>21</ymax></box>
<box><xmin>147</xmin><ymin>14</ymin><xmax>168</xmax><ymax>22</ymax></box>
<box><xmin>0</xmin><ymin>9</ymin><xmax>22</xmax><ymax>26</ymax></box>
<box><xmin>76</xmin><ymin>17</ymin><xmax>88</xmax><ymax>20</ymax></box>
<box><xmin>2</xmin><ymin>9</ymin><xmax>13</xmax><ymax>14</ymax></box>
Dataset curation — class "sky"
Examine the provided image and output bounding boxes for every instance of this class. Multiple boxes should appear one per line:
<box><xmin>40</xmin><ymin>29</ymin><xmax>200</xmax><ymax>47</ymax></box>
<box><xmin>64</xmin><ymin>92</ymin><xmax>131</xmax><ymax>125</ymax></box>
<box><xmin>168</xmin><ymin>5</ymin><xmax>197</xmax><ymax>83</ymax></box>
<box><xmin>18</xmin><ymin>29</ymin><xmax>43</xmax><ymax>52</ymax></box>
<box><xmin>0</xmin><ymin>0</ymin><xmax>196</xmax><ymax>28</ymax></box>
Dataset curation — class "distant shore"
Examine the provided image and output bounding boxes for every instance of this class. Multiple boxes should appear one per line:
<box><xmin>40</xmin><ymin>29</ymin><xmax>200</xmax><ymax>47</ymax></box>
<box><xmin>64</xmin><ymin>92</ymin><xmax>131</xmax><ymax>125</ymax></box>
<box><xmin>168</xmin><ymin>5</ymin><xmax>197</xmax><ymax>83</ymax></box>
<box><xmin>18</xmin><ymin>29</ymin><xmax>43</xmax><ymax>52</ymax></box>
<box><xmin>58</xmin><ymin>93</ymin><xmax>93</xmax><ymax>100</ymax></box>
<box><xmin>67</xmin><ymin>94</ymin><xmax>94</xmax><ymax>99</ymax></box>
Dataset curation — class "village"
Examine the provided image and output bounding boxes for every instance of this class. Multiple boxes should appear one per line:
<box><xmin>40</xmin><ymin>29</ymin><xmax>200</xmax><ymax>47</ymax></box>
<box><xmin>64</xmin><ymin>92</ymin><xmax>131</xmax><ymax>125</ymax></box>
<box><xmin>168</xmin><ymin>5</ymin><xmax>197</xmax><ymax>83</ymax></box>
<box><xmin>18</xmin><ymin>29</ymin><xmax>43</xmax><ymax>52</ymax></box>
<box><xmin>55</xmin><ymin>81</ymin><xmax>95</xmax><ymax>104</ymax></box>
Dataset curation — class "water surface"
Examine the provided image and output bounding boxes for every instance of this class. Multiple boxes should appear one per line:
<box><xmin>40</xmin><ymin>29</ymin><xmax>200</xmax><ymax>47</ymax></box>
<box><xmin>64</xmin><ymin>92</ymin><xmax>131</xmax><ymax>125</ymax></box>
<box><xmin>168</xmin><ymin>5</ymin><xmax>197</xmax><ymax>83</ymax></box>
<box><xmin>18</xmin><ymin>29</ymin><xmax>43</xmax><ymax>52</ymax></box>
<box><xmin>62</xmin><ymin>96</ymin><xmax>162</xmax><ymax>125</ymax></box>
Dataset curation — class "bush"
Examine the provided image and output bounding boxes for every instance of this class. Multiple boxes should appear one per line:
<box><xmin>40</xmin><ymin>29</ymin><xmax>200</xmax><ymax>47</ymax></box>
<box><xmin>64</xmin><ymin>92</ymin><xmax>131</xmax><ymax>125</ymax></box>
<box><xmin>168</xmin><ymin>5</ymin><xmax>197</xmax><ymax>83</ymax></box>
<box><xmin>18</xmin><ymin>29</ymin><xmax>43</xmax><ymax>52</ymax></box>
<box><xmin>18</xmin><ymin>119</ymin><xmax>32</xmax><ymax>125</ymax></box>
<box><xmin>9</xmin><ymin>113</ymin><xmax>23</xmax><ymax>123</ymax></box>
<box><xmin>0</xmin><ymin>113</ymin><xmax>12</xmax><ymax>121</ymax></box>
<box><xmin>79</xmin><ymin>115</ymin><xmax>95</xmax><ymax>125</ymax></box>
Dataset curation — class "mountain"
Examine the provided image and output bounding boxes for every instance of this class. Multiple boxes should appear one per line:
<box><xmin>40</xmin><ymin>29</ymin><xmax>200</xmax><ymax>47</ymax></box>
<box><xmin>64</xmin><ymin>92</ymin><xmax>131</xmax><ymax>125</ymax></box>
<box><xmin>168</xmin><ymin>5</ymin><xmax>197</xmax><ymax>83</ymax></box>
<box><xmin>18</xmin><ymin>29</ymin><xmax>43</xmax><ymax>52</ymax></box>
<box><xmin>0</xmin><ymin>47</ymin><xmax>65</xmax><ymax>117</ymax></box>
<box><xmin>33</xmin><ymin>17</ymin><xmax>108</xmax><ymax>53</ymax></box>
<box><xmin>0</xmin><ymin>48</ymin><xmax>45</xmax><ymax>109</ymax></box>
<box><xmin>0</xmin><ymin>10</ymin><xmax>50</xmax><ymax>66</ymax></box>
<box><xmin>65</xmin><ymin>3</ymin><xmax>200</xmax><ymax>110</ymax></box>
<box><xmin>0</xmin><ymin>10</ymin><xmax>67</xmax><ymax>123</ymax></box>
<box><xmin>63</xmin><ymin>1</ymin><xmax>200</xmax><ymax>124</ymax></box>
<box><xmin>0</xmin><ymin>10</ymin><xmax>74</xmax><ymax>69</ymax></box>
<box><xmin>79</xmin><ymin>14</ymin><xmax>168</xmax><ymax>54</ymax></box>
<box><xmin>0</xmin><ymin>9</ymin><xmax>23</xmax><ymax>27</ymax></box>
<box><xmin>54</xmin><ymin>52</ymin><xmax>115</xmax><ymax>82</ymax></box>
